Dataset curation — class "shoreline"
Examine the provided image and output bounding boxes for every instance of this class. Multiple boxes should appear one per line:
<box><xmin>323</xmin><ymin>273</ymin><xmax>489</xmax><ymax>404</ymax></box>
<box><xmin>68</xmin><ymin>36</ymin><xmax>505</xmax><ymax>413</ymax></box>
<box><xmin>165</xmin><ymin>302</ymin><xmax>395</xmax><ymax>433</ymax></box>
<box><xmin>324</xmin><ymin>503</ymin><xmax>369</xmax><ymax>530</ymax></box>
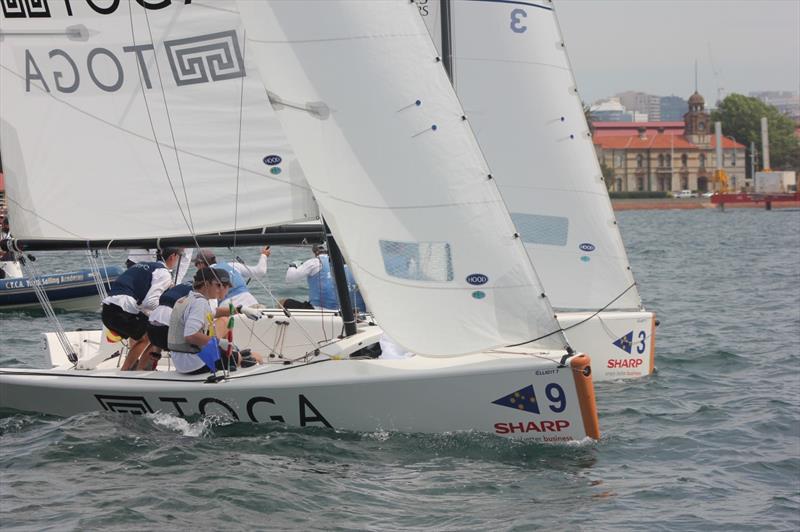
<box><xmin>611</xmin><ymin>198</ymin><xmax>800</xmax><ymax>211</ymax></box>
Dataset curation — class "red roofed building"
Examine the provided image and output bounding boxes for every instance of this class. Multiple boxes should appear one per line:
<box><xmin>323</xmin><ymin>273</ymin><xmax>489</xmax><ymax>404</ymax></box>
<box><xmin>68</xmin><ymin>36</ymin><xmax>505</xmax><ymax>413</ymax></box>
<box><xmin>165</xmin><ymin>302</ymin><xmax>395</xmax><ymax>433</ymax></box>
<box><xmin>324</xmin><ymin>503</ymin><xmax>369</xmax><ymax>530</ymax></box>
<box><xmin>593</xmin><ymin>92</ymin><xmax>747</xmax><ymax>193</ymax></box>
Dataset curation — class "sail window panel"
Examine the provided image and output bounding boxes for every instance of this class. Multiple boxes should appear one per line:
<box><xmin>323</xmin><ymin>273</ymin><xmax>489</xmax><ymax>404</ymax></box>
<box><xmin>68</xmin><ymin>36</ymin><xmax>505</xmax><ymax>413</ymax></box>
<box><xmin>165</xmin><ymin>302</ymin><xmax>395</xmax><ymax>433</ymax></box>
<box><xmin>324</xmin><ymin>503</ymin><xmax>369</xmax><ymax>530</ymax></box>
<box><xmin>510</xmin><ymin>213</ymin><xmax>569</xmax><ymax>247</ymax></box>
<box><xmin>379</xmin><ymin>241</ymin><xmax>453</xmax><ymax>282</ymax></box>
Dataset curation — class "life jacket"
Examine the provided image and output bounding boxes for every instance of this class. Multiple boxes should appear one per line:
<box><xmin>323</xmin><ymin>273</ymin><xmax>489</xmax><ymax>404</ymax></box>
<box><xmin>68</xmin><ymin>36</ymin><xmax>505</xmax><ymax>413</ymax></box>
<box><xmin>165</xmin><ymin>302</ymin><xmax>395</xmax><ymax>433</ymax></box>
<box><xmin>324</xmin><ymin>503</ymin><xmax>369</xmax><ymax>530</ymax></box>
<box><xmin>307</xmin><ymin>255</ymin><xmax>339</xmax><ymax>310</ymax></box>
<box><xmin>110</xmin><ymin>261</ymin><xmax>165</xmax><ymax>304</ymax></box>
<box><xmin>345</xmin><ymin>266</ymin><xmax>367</xmax><ymax>313</ymax></box>
<box><xmin>168</xmin><ymin>291</ymin><xmax>207</xmax><ymax>353</ymax></box>
<box><xmin>158</xmin><ymin>281</ymin><xmax>192</xmax><ymax>308</ymax></box>
<box><xmin>215</xmin><ymin>262</ymin><xmax>248</xmax><ymax>302</ymax></box>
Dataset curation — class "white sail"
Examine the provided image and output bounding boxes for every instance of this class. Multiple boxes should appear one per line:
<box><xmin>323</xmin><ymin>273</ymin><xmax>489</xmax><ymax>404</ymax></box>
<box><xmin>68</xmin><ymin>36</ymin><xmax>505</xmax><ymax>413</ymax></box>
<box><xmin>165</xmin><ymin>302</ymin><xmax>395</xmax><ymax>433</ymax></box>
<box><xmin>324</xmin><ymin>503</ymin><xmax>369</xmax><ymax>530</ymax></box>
<box><xmin>419</xmin><ymin>0</ymin><xmax>641</xmax><ymax>311</ymax></box>
<box><xmin>0</xmin><ymin>1</ymin><xmax>317</xmax><ymax>241</ymax></box>
<box><xmin>237</xmin><ymin>0</ymin><xmax>567</xmax><ymax>356</ymax></box>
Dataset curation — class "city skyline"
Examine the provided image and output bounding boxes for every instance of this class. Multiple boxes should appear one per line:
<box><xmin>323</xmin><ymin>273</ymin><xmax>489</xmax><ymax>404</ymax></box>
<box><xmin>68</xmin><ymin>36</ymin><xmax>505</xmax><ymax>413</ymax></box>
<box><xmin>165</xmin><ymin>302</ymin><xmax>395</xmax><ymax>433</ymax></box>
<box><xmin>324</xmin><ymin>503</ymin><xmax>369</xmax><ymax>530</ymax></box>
<box><xmin>555</xmin><ymin>0</ymin><xmax>800</xmax><ymax>104</ymax></box>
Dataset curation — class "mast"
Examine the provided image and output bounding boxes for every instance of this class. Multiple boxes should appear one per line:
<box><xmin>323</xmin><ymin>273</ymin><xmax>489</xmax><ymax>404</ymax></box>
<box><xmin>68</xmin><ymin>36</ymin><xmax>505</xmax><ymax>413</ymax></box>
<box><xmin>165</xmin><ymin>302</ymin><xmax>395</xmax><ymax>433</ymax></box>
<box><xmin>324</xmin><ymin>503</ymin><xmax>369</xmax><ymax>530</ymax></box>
<box><xmin>439</xmin><ymin>0</ymin><xmax>453</xmax><ymax>82</ymax></box>
<box><xmin>324</xmin><ymin>222</ymin><xmax>357</xmax><ymax>337</ymax></box>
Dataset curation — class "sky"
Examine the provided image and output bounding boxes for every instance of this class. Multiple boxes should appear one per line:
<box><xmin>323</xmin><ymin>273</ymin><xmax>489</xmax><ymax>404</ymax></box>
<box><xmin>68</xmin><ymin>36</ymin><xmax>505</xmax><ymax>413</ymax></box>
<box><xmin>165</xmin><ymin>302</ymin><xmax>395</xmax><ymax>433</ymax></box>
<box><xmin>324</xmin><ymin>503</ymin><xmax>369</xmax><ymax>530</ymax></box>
<box><xmin>554</xmin><ymin>0</ymin><xmax>800</xmax><ymax>104</ymax></box>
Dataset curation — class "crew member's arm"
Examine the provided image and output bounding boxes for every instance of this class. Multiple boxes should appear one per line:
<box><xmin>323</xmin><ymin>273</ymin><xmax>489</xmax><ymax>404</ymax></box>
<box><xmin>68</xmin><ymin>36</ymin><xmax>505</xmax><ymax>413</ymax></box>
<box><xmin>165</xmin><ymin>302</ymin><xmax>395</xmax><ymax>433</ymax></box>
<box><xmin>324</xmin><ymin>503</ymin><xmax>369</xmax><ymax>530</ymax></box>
<box><xmin>285</xmin><ymin>257</ymin><xmax>321</xmax><ymax>283</ymax></box>
<box><xmin>233</xmin><ymin>247</ymin><xmax>270</xmax><ymax>279</ymax></box>
<box><xmin>139</xmin><ymin>268</ymin><xmax>174</xmax><ymax>315</ymax></box>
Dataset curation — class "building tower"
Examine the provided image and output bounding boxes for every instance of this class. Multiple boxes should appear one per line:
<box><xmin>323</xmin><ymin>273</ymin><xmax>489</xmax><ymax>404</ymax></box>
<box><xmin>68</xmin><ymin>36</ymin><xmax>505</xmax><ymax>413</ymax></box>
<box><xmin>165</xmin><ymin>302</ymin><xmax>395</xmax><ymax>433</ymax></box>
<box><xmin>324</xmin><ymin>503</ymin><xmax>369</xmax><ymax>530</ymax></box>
<box><xmin>683</xmin><ymin>91</ymin><xmax>710</xmax><ymax>147</ymax></box>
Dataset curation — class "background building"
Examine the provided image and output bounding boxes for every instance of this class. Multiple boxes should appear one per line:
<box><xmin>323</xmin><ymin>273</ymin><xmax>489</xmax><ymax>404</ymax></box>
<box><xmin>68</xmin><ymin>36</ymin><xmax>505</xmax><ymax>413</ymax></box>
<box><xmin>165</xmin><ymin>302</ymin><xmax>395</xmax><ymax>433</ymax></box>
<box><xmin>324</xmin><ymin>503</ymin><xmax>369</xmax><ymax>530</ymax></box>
<box><xmin>616</xmin><ymin>91</ymin><xmax>662</xmax><ymax>121</ymax></box>
<box><xmin>749</xmin><ymin>91</ymin><xmax>800</xmax><ymax>120</ymax></box>
<box><xmin>660</xmin><ymin>95</ymin><xmax>689</xmax><ymax>121</ymax></box>
<box><xmin>593</xmin><ymin>91</ymin><xmax>747</xmax><ymax>193</ymax></box>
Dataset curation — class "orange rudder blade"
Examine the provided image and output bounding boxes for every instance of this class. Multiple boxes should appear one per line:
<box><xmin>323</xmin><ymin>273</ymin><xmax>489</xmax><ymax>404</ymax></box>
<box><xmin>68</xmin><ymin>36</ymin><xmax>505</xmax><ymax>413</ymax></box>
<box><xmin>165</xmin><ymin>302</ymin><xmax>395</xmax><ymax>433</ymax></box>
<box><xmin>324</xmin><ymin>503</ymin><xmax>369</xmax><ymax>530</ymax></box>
<box><xmin>570</xmin><ymin>353</ymin><xmax>600</xmax><ymax>440</ymax></box>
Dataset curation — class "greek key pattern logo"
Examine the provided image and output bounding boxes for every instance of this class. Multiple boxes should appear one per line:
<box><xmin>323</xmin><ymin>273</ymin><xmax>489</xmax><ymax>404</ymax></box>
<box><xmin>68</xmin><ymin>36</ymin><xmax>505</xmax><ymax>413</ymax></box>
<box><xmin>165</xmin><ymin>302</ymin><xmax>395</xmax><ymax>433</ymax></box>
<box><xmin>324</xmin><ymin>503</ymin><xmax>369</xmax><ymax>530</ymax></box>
<box><xmin>1</xmin><ymin>0</ymin><xmax>50</xmax><ymax>18</ymax></box>
<box><xmin>95</xmin><ymin>394</ymin><xmax>154</xmax><ymax>415</ymax></box>
<box><xmin>164</xmin><ymin>30</ymin><xmax>245</xmax><ymax>87</ymax></box>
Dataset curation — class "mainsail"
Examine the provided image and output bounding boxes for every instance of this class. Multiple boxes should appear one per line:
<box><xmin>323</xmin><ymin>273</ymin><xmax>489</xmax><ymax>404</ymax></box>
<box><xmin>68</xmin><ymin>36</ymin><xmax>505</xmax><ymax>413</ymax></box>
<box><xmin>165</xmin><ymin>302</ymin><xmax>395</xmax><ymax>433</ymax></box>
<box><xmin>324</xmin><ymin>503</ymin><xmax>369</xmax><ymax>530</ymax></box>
<box><xmin>0</xmin><ymin>1</ymin><xmax>317</xmax><ymax>241</ymax></box>
<box><xmin>237</xmin><ymin>0</ymin><xmax>567</xmax><ymax>356</ymax></box>
<box><xmin>419</xmin><ymin>0</ymin><xmax>642</xmax><ymax>311</ymax></box>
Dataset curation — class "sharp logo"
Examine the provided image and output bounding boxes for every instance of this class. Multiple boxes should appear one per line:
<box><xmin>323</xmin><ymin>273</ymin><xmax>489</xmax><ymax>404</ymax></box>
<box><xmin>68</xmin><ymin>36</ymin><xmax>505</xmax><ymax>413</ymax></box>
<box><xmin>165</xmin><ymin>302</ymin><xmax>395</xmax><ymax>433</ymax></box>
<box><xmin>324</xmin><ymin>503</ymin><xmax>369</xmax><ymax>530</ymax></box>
<box><xmin>2</xmin><ymin>0</ymin><xmax>192</xmax><ymax>18</ymax></box>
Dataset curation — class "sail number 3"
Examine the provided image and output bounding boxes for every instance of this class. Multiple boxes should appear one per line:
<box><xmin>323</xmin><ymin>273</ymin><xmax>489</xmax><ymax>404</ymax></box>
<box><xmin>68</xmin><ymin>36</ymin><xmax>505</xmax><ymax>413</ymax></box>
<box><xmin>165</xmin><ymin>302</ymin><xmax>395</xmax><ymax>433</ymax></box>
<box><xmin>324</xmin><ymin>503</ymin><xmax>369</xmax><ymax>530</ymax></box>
<box><xmin>510</xmin><ymin>8</ymin><xmax>528</xmax><ymax>33</ymax></box>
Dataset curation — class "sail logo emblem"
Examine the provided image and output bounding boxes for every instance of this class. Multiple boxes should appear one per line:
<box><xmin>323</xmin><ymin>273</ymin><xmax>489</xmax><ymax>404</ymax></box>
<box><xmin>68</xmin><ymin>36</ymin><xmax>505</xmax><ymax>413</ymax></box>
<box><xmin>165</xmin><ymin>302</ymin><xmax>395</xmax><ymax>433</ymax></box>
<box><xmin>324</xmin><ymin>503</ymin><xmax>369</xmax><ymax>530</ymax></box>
<box><xmin>263</xmin><ymin>155</ymin><xmax>282</xmax><ymax>166</ymax></box>
<box><xmin>24</xmin><ymin>29</ymin><xmax>245</xmax><ymax>94</ymax></box>
<box><xmin>165</xmin><ymin>31</ymin><xmax>245</xmax><ymax>87</ymax></box>
<box><xmin>95</xmin><ymin>394</ymin><xmax>154</xmax><ymax>415</ymax></box>
<box><xmin>466</xmin><ymin>273</ymin><xmax>488</xmax><ymax>286</ymax></box>
<box><xmin>2</xmin><ymin>0</ymin><xmax>192</xmax><ymax>18</ymax></box>
<box><xmin>579</xmin><ymin>243</ymin><xmax>596</xmax><ymax>252</ymax></box>
<box><xmin>492</xmin><ymin>385</ymin><xmax>540</xmax><ymax>414</ymax></box>
<box><xmin>1</xmin><ymin>0</ymin><xmax>50</xmax><ymax>18</ymax></box>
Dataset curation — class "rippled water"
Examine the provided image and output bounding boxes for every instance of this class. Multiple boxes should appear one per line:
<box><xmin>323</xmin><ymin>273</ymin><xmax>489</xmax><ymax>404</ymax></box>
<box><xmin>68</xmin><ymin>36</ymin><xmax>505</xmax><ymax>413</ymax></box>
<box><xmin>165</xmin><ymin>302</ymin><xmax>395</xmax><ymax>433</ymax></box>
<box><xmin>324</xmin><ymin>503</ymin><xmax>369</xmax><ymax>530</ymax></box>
<box><xmin>1</xmin><ymin>209</ymin><xmax>798</xmax><ymax>530</ymax></box>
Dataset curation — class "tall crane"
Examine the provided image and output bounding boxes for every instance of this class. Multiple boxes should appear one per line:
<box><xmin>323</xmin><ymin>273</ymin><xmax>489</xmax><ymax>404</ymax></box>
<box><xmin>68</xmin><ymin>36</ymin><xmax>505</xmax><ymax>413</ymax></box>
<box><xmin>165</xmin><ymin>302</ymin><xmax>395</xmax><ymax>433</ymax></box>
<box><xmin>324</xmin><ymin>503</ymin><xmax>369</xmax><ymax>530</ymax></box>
<box><xmin>707</xmin><ymin>43</ymin><xmax>725</xmax><ymax>105</ymax></box>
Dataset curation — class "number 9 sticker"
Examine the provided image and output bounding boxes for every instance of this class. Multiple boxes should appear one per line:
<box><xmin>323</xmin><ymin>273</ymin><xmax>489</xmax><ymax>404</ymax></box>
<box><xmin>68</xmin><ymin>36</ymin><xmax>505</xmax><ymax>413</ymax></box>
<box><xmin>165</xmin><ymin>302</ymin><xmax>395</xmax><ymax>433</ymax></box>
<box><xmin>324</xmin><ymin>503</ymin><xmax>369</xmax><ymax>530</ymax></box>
<box><xmin>510</xmin><ymin>8</ymin><xmax>528</xmax><ymax>33</ymax></box>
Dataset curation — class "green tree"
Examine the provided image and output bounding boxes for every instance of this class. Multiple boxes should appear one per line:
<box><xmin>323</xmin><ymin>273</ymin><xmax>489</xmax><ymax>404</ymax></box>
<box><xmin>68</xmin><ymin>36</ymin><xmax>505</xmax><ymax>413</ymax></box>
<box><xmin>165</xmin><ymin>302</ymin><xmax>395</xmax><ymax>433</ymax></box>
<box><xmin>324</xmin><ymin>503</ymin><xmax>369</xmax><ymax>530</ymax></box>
<box><xmin>711</xmin><ymin>94</ymin><xmax>799</xmax><ymax>176</ymax></box>
<box><xmin>599</xmin><ymin>161</ymin><xmax>615</xmax><ymax>191</ymax></box>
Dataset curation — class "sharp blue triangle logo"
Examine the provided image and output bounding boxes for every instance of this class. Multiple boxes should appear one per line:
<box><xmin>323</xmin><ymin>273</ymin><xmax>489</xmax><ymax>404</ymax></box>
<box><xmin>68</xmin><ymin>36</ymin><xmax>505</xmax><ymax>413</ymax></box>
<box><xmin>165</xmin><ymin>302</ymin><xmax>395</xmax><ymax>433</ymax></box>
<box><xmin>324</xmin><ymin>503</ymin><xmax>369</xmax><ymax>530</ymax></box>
<box><xmin>492</xmin><ymin>385</ymin><xmax>540</xmax><ymax>414</ymax></box>
<box><xmin>613</xmin><ymin>331</ymin><xmax>634</xmax><ymax>354</ymax></box>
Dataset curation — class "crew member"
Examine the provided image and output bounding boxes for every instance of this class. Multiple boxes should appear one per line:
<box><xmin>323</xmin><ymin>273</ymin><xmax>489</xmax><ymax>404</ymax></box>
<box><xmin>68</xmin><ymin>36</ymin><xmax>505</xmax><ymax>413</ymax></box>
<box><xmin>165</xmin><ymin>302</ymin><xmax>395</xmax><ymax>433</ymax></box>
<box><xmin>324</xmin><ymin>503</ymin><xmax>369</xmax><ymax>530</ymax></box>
<box><xmin>168</xmin><ymin>268</ymin><xmax>263</xmax><ymax>374</ymax></box>
<box><xmin>101</xmin><ymin>247</ymin><xmax>183</xmax><ymax>370</ymax></box>
<box><xmin>283</xmin><ymin>244</ymin><xmax>366</xmax><ymax>312</ymax></box>
<box><xmin>194</xmin><ymin>247</ymin><xmax>270</xmax><ymax>308</ymax></box>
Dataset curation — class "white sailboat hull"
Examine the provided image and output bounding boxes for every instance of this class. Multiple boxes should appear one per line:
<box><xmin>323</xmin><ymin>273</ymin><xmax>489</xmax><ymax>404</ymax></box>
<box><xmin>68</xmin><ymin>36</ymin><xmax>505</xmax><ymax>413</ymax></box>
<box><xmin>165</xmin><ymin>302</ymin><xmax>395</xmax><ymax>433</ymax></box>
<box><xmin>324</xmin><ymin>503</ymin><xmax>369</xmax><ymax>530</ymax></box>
<box><xmin>559</xmin><ymin>311</ymin><xmax>657</xmax><ymax>380</ymax></box>
<box><xmin>0</xmin><ymin>343</ymin><xmax>598</xmax><ymax>442</ymax></box>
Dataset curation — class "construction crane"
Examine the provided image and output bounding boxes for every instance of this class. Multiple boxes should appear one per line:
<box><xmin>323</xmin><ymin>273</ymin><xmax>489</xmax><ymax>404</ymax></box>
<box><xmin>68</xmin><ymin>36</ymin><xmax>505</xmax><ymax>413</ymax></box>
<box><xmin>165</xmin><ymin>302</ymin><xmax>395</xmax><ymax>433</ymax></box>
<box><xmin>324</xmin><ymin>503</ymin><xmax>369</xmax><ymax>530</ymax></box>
<box><xmin>707</xmin><ymin>43</ymin><xmax>725</xmax><ymax>105</ymax></box>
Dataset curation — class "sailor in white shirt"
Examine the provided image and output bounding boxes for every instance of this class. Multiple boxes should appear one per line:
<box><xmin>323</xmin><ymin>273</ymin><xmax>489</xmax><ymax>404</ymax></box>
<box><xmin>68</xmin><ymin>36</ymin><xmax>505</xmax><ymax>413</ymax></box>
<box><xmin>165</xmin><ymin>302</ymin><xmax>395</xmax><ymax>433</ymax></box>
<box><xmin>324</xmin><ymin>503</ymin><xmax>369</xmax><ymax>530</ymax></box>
<box><xmin>194</xmin><ymin>247</ymin><xmax>271</xmax><ymax>307</ymax></box>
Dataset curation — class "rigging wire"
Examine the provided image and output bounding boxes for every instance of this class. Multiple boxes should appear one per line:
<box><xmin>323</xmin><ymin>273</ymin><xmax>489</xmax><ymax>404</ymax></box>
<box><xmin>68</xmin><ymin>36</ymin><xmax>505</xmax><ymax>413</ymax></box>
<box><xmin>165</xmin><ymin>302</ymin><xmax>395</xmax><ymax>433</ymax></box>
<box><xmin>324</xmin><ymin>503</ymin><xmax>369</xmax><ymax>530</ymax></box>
<box><xmin>84</xmin><ymin>248</ymin><xmax>110</xmax><ymax>301</ymax></box>
<box><xmin>506</xmin><ymin>282</ymin><xmax>639</xmax><ymax>349</ymax></box>
<box><xmin>20</xmin><ymin>254</ymin><xmax>78</xmax><ymax>364</ymax></box>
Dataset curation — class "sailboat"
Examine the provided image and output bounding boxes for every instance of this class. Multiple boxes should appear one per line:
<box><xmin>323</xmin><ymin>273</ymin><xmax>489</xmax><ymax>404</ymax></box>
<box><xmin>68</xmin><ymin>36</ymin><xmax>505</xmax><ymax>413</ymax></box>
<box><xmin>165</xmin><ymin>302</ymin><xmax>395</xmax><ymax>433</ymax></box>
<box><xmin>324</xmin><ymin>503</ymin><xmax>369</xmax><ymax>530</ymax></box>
<box><xmin>0</xmin><ymin>257</ymin><xmax>122</xmax><ymax>311</ymax></box>
<box><xmin>415</xmin><ymin>0</ymin><xmax>657</xmax><ymax>380</ymax></box>
<box><xmin>0</xmin><ymin>0</ymin><xmax>599</xmax><ymax>441</ymax></box>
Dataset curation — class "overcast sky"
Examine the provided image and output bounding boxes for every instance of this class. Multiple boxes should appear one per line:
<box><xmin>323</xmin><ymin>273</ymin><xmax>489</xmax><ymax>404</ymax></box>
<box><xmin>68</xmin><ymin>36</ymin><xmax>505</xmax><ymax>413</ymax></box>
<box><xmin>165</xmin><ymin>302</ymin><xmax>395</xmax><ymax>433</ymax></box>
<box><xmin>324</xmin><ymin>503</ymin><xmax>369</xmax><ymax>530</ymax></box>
<box><xmin>554</xmin><ymin>0</ymin><xmax>800</xmax><ymax>104</ymax></box>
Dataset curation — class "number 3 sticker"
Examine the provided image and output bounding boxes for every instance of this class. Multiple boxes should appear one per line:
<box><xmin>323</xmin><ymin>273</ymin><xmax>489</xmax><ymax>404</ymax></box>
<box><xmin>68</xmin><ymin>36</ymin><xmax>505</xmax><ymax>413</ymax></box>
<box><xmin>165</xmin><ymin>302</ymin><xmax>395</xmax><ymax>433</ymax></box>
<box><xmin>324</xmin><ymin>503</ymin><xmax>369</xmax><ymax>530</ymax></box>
<box><xmin>636</xmin><ymin>330</ymin><xmax>647</xmax><ymax>354</ymax></box>
<box><xmin>510</xmin><ymin>8</ymin><xmax>527</xmax><ymax>33</ymax></box>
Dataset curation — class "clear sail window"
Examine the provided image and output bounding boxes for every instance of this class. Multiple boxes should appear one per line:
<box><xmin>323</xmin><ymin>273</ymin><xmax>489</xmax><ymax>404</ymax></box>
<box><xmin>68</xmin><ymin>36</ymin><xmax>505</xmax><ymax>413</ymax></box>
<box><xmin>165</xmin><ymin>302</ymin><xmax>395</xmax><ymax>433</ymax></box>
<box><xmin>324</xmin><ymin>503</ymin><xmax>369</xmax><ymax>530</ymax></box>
<box><xmin>511</xmin><ymin>213</ymin><xmax>569</xmax><ymax>247</ymax></box>
<box><xmin>379</xmin><ymin>241</ymin><xmax>453</xmax><ymax>282</ymax></box>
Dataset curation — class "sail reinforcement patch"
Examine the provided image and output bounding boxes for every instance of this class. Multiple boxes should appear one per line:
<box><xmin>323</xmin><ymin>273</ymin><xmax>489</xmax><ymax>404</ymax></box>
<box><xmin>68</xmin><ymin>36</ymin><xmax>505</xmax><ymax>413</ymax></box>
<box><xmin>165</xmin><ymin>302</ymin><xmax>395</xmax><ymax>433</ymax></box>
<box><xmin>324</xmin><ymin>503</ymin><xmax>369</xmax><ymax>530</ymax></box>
<box><xmin>379</xmin><ymin>241</ymin><xmax>453</xmax><ymax>282</ymax></box>
<box><xmin>510</xmin><ymin>213</ymin><xmax>569</xmax><ymax>246</ymax></box>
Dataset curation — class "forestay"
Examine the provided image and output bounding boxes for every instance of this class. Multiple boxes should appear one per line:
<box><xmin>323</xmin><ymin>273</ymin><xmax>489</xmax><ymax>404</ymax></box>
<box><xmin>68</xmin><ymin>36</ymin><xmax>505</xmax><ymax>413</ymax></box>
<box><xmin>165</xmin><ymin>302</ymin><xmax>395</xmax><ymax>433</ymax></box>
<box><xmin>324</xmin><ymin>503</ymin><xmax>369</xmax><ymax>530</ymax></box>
<box><xmin>418</xmin><ymin>0</ymin><xmax>642</xmax><ymax>311</ymax></box>
<box><xmin>237</xmin><ymin>0</ymin><xmax>567</xmax><ymax>356</ymax></box>
<box><xmin>0</xmin><ymin>1</ymin><xmax>317</xmax><ymax>241</ymax></box>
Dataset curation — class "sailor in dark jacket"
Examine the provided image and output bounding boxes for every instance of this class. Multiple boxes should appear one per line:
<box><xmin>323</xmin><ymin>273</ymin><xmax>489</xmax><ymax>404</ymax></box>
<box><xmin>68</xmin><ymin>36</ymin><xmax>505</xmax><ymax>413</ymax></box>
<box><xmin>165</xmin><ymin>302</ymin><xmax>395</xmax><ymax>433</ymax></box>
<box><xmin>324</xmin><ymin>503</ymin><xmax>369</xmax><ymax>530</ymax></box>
<box><xmin>101</xmin><ymin>247</ymin><xmax>183</xmax><ymax>370</ymax></box>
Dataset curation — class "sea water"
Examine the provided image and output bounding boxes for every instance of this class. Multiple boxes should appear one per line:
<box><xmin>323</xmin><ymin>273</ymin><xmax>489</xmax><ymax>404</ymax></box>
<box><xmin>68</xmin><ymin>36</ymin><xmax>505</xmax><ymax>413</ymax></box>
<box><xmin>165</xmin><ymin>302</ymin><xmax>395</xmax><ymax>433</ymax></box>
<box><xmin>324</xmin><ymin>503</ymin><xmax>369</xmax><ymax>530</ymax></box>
<box><xmin>1</xmin><ymin>209</ymin><xmax>798</xmax><ymax>531</ymax></box>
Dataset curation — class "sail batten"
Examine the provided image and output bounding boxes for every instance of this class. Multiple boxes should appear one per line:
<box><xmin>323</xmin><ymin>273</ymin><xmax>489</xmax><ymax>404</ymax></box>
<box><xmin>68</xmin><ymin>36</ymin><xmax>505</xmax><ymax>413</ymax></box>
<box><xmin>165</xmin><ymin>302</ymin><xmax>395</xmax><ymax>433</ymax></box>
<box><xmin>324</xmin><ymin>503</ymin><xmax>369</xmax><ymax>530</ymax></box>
<box><xmin>0</xmin><ymin>2</ymin><xmax>318</xmax><ymax>241</ymax></box>
<box><xmin>237</xmin><ymin>0</ymin><xmax>566</xmax><ymax>356</ymax></box>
